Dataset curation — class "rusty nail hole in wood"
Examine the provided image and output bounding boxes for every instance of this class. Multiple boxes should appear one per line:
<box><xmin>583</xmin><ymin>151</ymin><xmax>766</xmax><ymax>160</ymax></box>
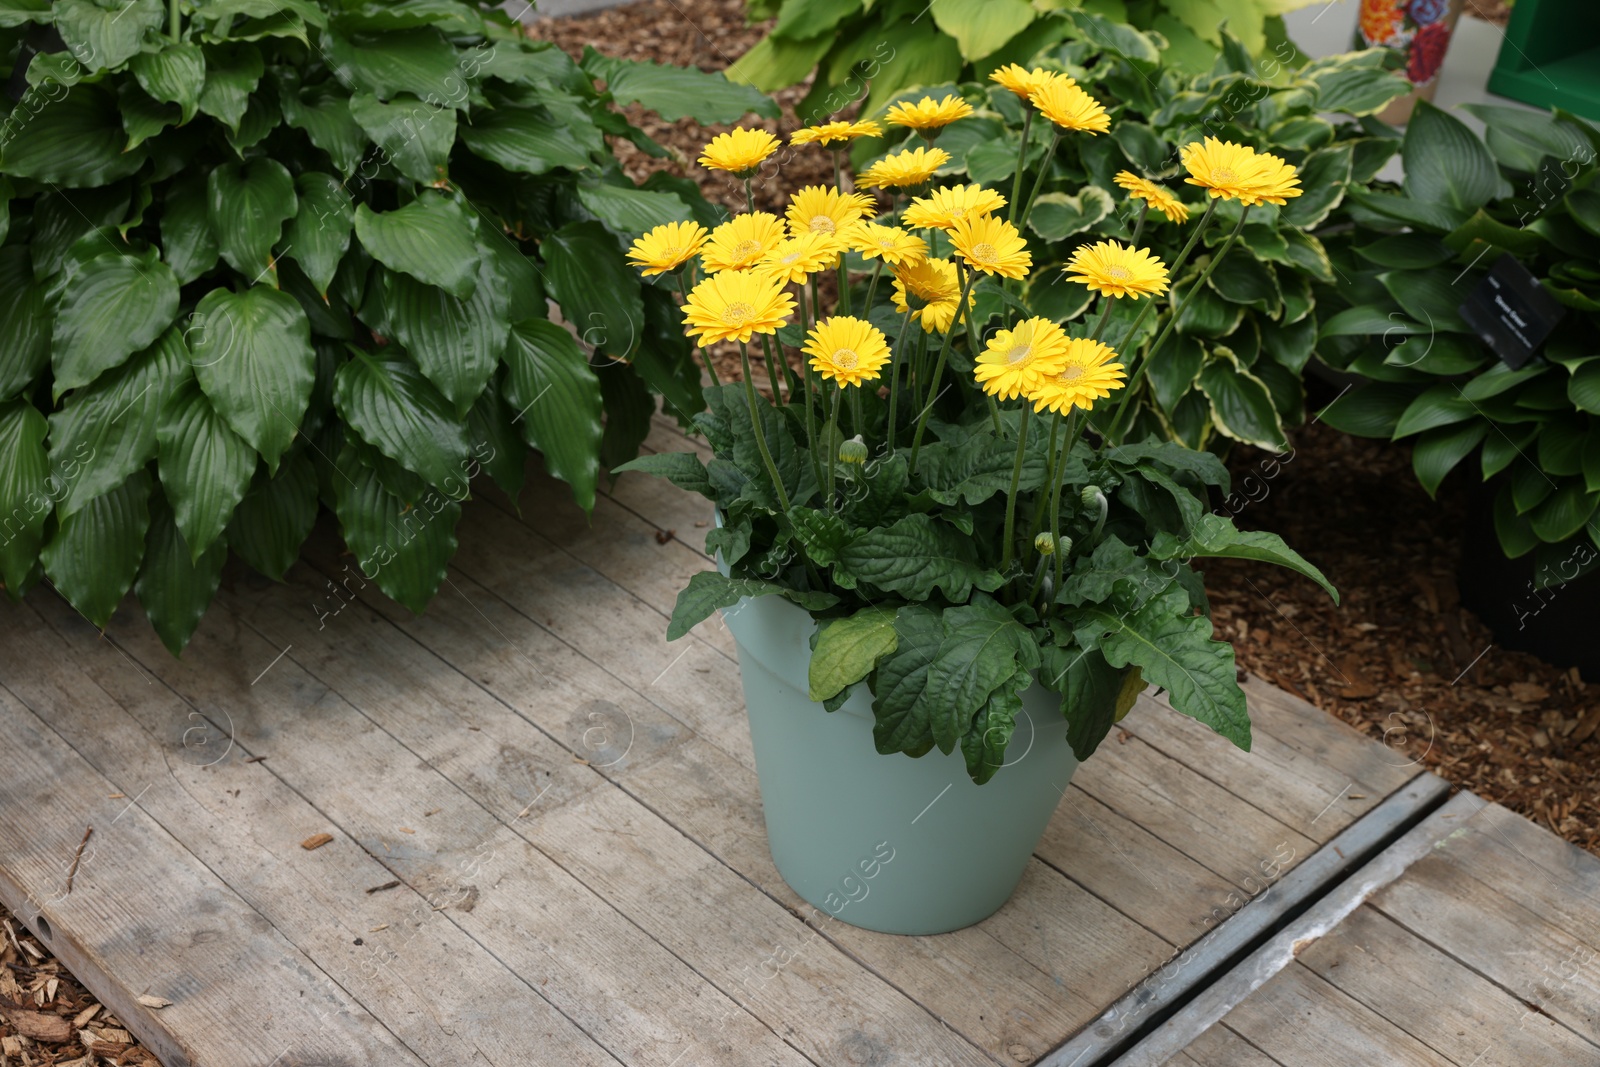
<box><xmin>34</xmin><ymin>916</ymin><xmax>51</xmax><ymax>941</ymax></box>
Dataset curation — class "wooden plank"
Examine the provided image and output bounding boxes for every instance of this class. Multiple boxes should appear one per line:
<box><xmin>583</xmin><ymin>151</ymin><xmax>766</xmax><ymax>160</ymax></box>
<box><xmin>281</xmin><ymin>538</ymin><xmax>1175</xmax><ymax>1061</ymax></box>
<box><xmin>1220</xmin><ymin>963</ymin><xmax>1456</xmax><ymax>1066</ymax></box>
<box><xmin>3</xmin><ymin>596</ymin><xmax>627</xmax><ymax>1067</ymax></box>
<box><xmin>1299</xmin><ymin>905</ymin><xmax>1600</xmax><ymax>1065</ymax></box>
<box><xmin>77</xmin><ymin>592</ymin><xmax>820</xmax><ymax>1067</ymax></box>
<box><xmin>0</xmin><ymin>684</ymin><xmax>424</xmax><ymax>1067</ymax></box>
<box><xmin>1179</xmin><ymin>1026</ymin><xmax>1284</xmax><ymax>1067</ymax></box>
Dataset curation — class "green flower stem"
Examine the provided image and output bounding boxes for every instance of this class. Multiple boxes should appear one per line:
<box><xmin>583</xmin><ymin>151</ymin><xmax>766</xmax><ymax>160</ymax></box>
<box><xmin>1102</xmin><ymin>199</ymin><xmax>1218</xmax><ymax>441</ymax></box>
<box><xmin>1026</xmin><ymin>413</ymin><xmax>1061</xmax><ymax>547</ymax></box>
<box><xmin>759</xmin><ymin>332</ymin><xmax>785</xmax><ymax>405</ymax></box>
<box><xmin>739</xmin><ymin>341</ymin><xmax>791</xmax><ymax>514</ymax></box>
<box><xmin>678</xmin><ymin>271</ymin><xmax>718</xmax><ymax>386</ymax></box>
<box><xmin>849</xmin><ymin>383</ymin><xmax>864</xmax><ymax>438</ymax></box>
<box><xmin>1050</xmin><ymin>409</ymin><xmax>1083</xmax><ymax>596</ymax></box>
<box><xmin>168</xmin><ymin>0</ymin><xmax>180</xmax><ymax>40</ymax></box>
<box><xmin>863</xmin><ymin>258</ymin><xmax>884</xmax><ymax>314</ymax></box>
<box><xmin>824</xmin><ymin>382</ymin><xmax>841</xmax><ymax>511</ymax></box>
<box><xmin>999</xmin><ymin>403</ymin><xmax>1031</xmax><ymax>573</ymax></box>
<box><xmin>956</xmin><ymin>263</ymin><xmax>1001</xmax><ymax>435</ymax></box>
<box><xmin>744</xmin><ymin>177</ymin><xmax>755</xmax><ymax>213</ymax></box>
<box><xmin>1008</xmin><ymin>107</ymin><xmax>1035</xmax><ymax>226</ymax></box>
<box><xmin>884</xmin><ymin>306</ymin><xmax>914</xmax><ymax>454</ymax></box>
<box><xmin>1015</xmin><ymin>129</ymin><xmax>1061</xmax><ymax>237</ymax></box>
<box><xmin>797</xmin><ymin>283</ymin><xmax>824</xmax><ymax>494</ymax></box>
<box><xmin>837</xmin><ymin>258</ymin><xmax>852</xmax><ymax>316</ymax></box>
<box><xmin>832</xmin><ymin>148</ymin><xmax>843</xmax><ymax>194</ymax></box>
<box><xmin>1127</xmin><ymin>204</ymin><xmax>1147</xmax><ymax>248</ymax></box>
<box><xmin>1087</xmin><ymin>297</ymin><xmax>1114</xmax><ymax>343</ymax></box>
<box><xmin>908</xmin><ymin>267</ymin><xmax>979</xmax><ymax>469</ymax></box>
<box><xmin>1108</xmin><ymin>202</ymin><xmax>1246</xmax><ymax>444</ymax></box>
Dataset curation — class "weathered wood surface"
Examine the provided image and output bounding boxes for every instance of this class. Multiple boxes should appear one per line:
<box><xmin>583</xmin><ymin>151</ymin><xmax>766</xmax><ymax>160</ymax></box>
<box><xmin>0</xmin><ymin>430</ymin><xmax>1443</xmax><ymax>1066</ymax></box>
<box><xmin>1131</xmin><ymin>795</ymin><xmax>1600</xmax><ymax>1067</ymax></box>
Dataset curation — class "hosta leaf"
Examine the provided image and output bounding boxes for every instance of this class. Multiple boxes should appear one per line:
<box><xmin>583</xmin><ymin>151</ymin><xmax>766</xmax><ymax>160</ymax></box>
<box><xmin>156</xmin><ymin>378</ymin><xmax>255</xmax><ymax>560</ymax></box>
<box><xmin>502</xmin><ymin>319</ymin><xmax>604</xmax><ymax>512</ymax></box>
<box><xmin>280</xmin><ymin>80</ymin><xmax>367</xmax><ymax>176</ymax></box>
<box><xmin>1147</xmin><ymin>333</ymin><xmax>1203</xmax><ymax>413</ymax></box>
<box><xmin>130</xmin><ymin>42</ymin><xmax>206</xmax><ymax>123</ymax></box>
<box><xmin>664</xmin><ymin>570</ymin><xmax>838</xmax><ymax>641</ymax></box>
<box><xmin>458</xmin><ymin>105</ymin><xmax>602</xmax><ymax>175</ymax></box>
<box><xmin>0</xmin><ymin>247</ymin><xmax>49</xmax><ymax>399</ymax></box>
<box><xmin>191</xmin><ymin>285</ymin><xmax>317</xmax><ymax>470</ymax></box>
<box><xmin>334</xmin><ymin>0</ymin><xmax>480</xmax><ymax>34</ymax></box>
<box><xmin>117</xmin><ymin>83</ymin><xmax>179</xmax><ymax>151</ymax></box>
<box><xmin>55</xmin><ymin>0</ymin><xmax>163</xmax><ymax>71</ymax></box>
<box><xmin>1026</xmin><ymin>187</ymin><xmax>1114</xmax><ymax>240</ymax></box>
<box><xmin>1392</xmin><ymin>383</ymin><xmax>1478</xmax><ymax>439</ymax></box>
<box><xmin>579</xmin><ymin>48</ymin><xmax>779</xmax><ymax>123</ymax></box>
<box><xmin>576</xmin><ymin>182</ymin><xmax>692</xmax><ymax>234</ymax></box>
<box><xmin>0</xmin><ymin>0</ymin><xmax>50</xmax><ymax>26</ymax></box>
<box><xmin>197</xmin><ymin>42</ymin><xmax>264</xmax><ymax>131</ymax></box>
<box><xmin>207</xmin><ymin>158</ymin><xmax>297</xmax><ymax>280</ymax></box>
<box><xmin>1412</xmin><ymin>420</ymin><xmax>1489</xmax><ymax>499</ymax></box>
<box><xmin>157</xmin><ymin>172</ymin><xmax>219</xmax><ymax>285</ymax></box>
<box><xmin>332</xmin><ymin>446</ymin><xmax>459</xmax><ymax>614</ymax></box>
<box><xmin>1196</xmin><ymin>356</ymin><xmax>1286</xmax><ymax>452</ymax></box>
<box><xmin>835</xmin><ymin>513</ymin><xmax>1003</xmax><ymax>601</ymax></box>
<box><xmin>334</xmin><ymin>350</ymin><xmax>470</xmax><ymax>489</ymax></box>
<box><xmin>51</xmin><ymin>248</ymin><xmax>180</xmax><ymax>398</ymax></box>
<box><xmin>41</xmin><ymin>470</ymin><xmax>152</xmax><ymax>628</ymax></box>
<box><xmin>283</xmin><ymin>171</ymin><xmax>353</xmax><ymax>296</ymax></box>
<box><xmin>327</xmin><ymin>27</ymin><xmax>461</xmax><ymax>102</ymax></box>
<box><xmin>464</xmin><ymin>382</ymin><xmax>525</xmax><ymax>500</ymax></box>
<box><xmin>348</xmin><ymin>92</ymin><xmax>456</xmax><ymax>184</ymax></box>
<box><xmin>354</xmin><ymin>194</ymin><xmax>480</xmax><ymax>299</ymax></box>
<box><xmin>382</xmin><ymin>255</ymin><xmax>508</xmax><ymax>417</ymax></box>
<box><xmin>48</xmin><ymin>327</ymin><xmax>188</xmax><ymax>518</ymax></box>
<box><xmin>225</xmin><ymin>451</ymin><xmax>318</xmax><ymax>580</ymax></box>
<box><xmin>1279</xmin><ymin>143</ymin><xmax>1351</xmax><ymax>229</ymax></box>
<box><xmin>539</xmin><ymin>221</ymin><xmax>643</xmax><ymax>359</ymax></box>
<box><xmin>136</xmin><ymin>492</ymin><xmax>226</xmax><ymax>656</ymax></box>
<box><xmin>0</xmin><ymin>85</ymin><xmax>146</xmax><ymax>187</ymax></box>
<box><xmin>809</xmin><ymin>606</ymin><xmax>898</xmax><ymax>702</ymax></box>
<box><xmin>1402</xmin><ymin>102</ymin><xmax>1505</xmax><ymax>214</ymax></box>
<box><xmin>0</xmin><ymin>402</ymin><xmax>49</xmax><ymax>596</ymax></box>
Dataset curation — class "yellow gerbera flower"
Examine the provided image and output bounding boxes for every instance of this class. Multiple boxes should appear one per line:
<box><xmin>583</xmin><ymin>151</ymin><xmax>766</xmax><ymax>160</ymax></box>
<box><xmin>758</xmin><ymin>230</ymin><xmax>845</xmax><ymax>285</ymax></box>
<box><xmin>1032</xmin><ymin>79</ymin><xmax>1110</xmax><ymax>134</ymax></box>
<box><xmin>973</xmin><ymin>318</ymin><xmax>1071</xmax><ymax>401</ymax></box>
<box><xmin>681</xmin><ymin>269</ymin><xmax>794</xmax><ymax>347</ymax></box>
<box><xmin>858</xmin><ymin>145</ymin><xmax>951</xmax><ymax>189</ymax></box>
<box><xmin>1237</xmin><ymin>150</ymin><xmax>1303</xmax><ymax>206</ymax></box>
<box><xmin>1180</xmin><ymin>138</ymin><xmax>1266</xmax><ymax>203</ymax></box>
<box><xmin>989</xmin><ymin>64</ymin><xmax>1072</xmax><ymax>102</ymax></box>
<box><xmin>1062</xmin><ymin>241</ymin><xmax>1170</xmax><ymax>299</ymax></box>
<box><xmin>804</xmin><ymin>316</ymin><xmax>892</xmax><ymax>388</ymax></box>
<box><xmin>1113</xmin><ymin>171</ymin><xmax>1190</xmax><ymax>225</ymax></box>
<box><xmin>950</xmin><ymin>213</ymin><xmax>1031</xmax><ymax>279</ymax></box>
<box><xmin>901</xmin><ymin>184</ymin><xmax>1008</xmax><ymax>230</ymax></box>
<box><xmin>785</xmin><ymin>185</ymin><xmax>874</xmax><ymax>238</ymax></box>
<box><xmin>846</xmin><ymin>223</ymin><xmax>928</xmax><ymax>267</ymax></box>
<box><xmin>791</xmin><ymin>119</ymin><xmax>883</xmax><ymax>146</ymax></box>
<box><xmin>884</xmin><ymin>93</ymin><xmax>974</xmax><ymax>135</ymax></box>
<box><xmin>698</xmin><ymin>127</ymin><xmax>781</xmax><ymax>175</ymax></box>
<box><xmin>891</xmin><ymin>257</ymin><xmax>970</xmax><ymax>333</ymax></box>
<box><xmin>701</xmin><ymin>212</ymin><xmax>786</xmax><ymax>273</ymax></box>
<box><xmin>626</xmin><ymin>220</ymin><xmax>710</xmax><ymax>277</ymax></box>
<box><xmin>1025</xmin><ymin>339</ymin><xmax>1126</xmax><ymax>414</ymax></box>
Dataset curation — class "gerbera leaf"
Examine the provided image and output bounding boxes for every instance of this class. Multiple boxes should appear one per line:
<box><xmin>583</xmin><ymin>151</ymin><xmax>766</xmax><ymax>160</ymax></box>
<box><xmin>834</xmin><ymin>513</ymin><xmax>1005</xmax><ymax>602</ymax></box>
<box><xmin>1150</xmin><ymin>513</ymin><xmax>1338</xmax><ymax>603</ymax></box>
<box><xmin>809</xmin><ymin>605</ymin><xmax>899</xmax><ymax>702</ymax></box>
<box><xmin>666</xmin><ymin>570</ymin><xmax>838</xmax><ymax>641</ymax></box>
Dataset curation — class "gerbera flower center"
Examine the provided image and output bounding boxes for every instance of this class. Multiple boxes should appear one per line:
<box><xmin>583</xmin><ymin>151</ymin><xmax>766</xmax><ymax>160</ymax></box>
<box><xmin>1006</xmin><ymin>344</ymin><xmax>1031</xmax><ymax>364</ymax></box>
<box><xmin>733</xmin><ymin>240</ymin><xmax>763</xmax><ymax>258</ymax></box>
<box><xmin>878</xmin><ymin>237</ymin><xmax>897</xmax><ymax>249</ymax></box>
<box><xmin>663</xmin><ymin>246</ymin><xmax>684</xmax><ymax>259</ymax></box>
<box><xmin>1212</xmin><ymin>168</ymin><xmax>1236</xmax><ymax>183</ymax></box>
<box><xmin>1058</xmin><ymin>365</ymin><xmax>1085</xmax><ymax>381</ymax></box>
<box><xmin>724</xmin><ymin>302</ymin><xmax>754</xmax><ymax>324</ymax></box>
<box><xmin>781</xmin><ymin>253</ymin><xmax>801</xmax><ymax>264</ymax></box>
<box><xmin>1106</xmin><ymin>265</ymin><xmax>1131</xmax><ymax>280</ymax></box>
<box><xmin>833</xmin><ymin>348</ymin><xmax>859</xmax><ymax>369</ymax></box>
<box><xmin>971</xmin><ymin>242</ymin><xmax>998</xmax><ymax>263</ymax></box>
<box><xmin>809</xmin><ymin>216</ymin><xmax>835</xmax><ymax>233</ymax></box>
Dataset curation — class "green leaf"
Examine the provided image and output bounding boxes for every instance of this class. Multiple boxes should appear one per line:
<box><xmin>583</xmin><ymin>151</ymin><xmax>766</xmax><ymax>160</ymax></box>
<box><xmin>155</xmin><ymin>172</ymin><xmax>218</xmax><ymax>286</ymax></box>
<box><xmin>1570</xmin><ymin>359</ymin><xmax>1600</xmax><ymax>415</ymax></box>
<box><xmin>961</xmin><ymin>677</ymin><xmax>1026</xmax><ymax>785</ymax></box>
<box><xmin>55</xmin><ymin>0</ymin><xmax>163</xmax><ymax>71</ymax></box>
<box><xmin>0</xmin><ymin>85</ymin><xmax>146</xmax><ymax>187</ymax></box>
<box><xmin>1280</xmin><ymin>143</ymin><xmax>1351</xmax><ymax>229</ymax></box>
<box><xmin>156</xmin><ymin>378</ymin><xmax>255</xmax><ymax>560</ymax></box>
<box><xmin>136</xmin><ymin>492</ymin><xmax>227</xmax><ymax>656</ymax></box>
<box><xmin>207</xmin><ymin>158</ymin><xmax>297</xmax><ymax>280</ymax></box>
<box><xmin>930</xmin><ymin>0</ymin><xmax>1034</xmax><ymax>60</ymax></box>
<box><xmin>52</xmin><ymin>247</ymin><xmax>180</xmax><ymax>399</ymax></box>
<box><xmin>1153</xmin><ymin>513</ymin><xmax>1338</xmax><ymax>602</ymax></box>
<box><xmin>1392</xmin><ymin>383</ymin><xmax>1479</xmax><ymax>439</ymax></box>
<box><xmin>809</xmin><ymin>606</ymin><xmax>898</xmax><ymax>702</ymax></box>
<box><xmin>835</xmin><ymin>513</ymin><xmax>1003</xmax><ymax>601</ymax></box>
<box><xmin>1402</xmin><ymin>102</ymin><xmax>1504</xmax><ymax>214</ymax></box>
<box><xmin>1197</xmin><ymin>356</ymin><xmax>1286</xmax><ymax>452</ymax></box>
<box><xmin>191</xmin><ymin>285</ymin><xmax>317</xmax><ymax>470</ymax></box>
<box><xmin>576</xmin><ymin>182</ymin><xmax>692</xmax><ymax>235</ymax></box>
<box><xmin>334</xmin><ymin>351</ymin><xmax>471</xmax><ymax>490</ymax></box>
<box><xmin>1529</xmin><ymin>481</ymin><xmax>1599</xmax><ymax>543</ymax></box>
<box><xmin>0</xmin><ymin>0</ymin><xmax>50</xmax><ymax>26</ymax></box>
<box><xmin>197</xmin><ymin>42</ymin><xmax>263</xmax><ymax>132</ymax></box>
<box><xmin>771</xmin><ymin>0</ymin><xmax>859</xmax><ymax>40</ymax></box>
<box><xmin>0</xmin><ymin>247</ymin><xmax>50</xmax><ymax>399</ymax></box>
<box><xmin>280</xmin><ymin>80</ymin><xmax>367</xmax><ymax>176</ymax></box>
<box><xmin>612</xmin><ymin>451</ymin><xmax>712</xmax><ymax>497</ymax></box>
<box><xmin>724</xmin><ymin>31</ymin><xmax>833</xmax><ymax>93</ymax></box>
<box><xmin>333</xmin><ymin>446</ymin><xmax>460</xmax><ymax>614</ymax></box>
<box><xmin>502</xmin><ymin>319</ymin><xmax>605</xmax><ymax>513</ymax></box>
<box><xmin>870</xmin><ymin>605</ymin><xmax>942</xmax><ymax>756</ymax></box>
<box><xmin>1345</xmin><ymin>188</ymin><xmax>1469</xmax><ymax>233</ymax></box>
<box><xmin>1147</xmin><ymin>334</ymin><xmax>1204</xmax><ymax>413</ymax></box>
<box><xmin>348</xmin><ymin>92</ymin><xmax>456</xmax><ymax>184</ymax></box>
<box><xmin>540</xmin><ymin>221</ymin><xmax>643</xmax><ymax>360</ymax></box>
<box><xmin>1049</xmin><ymin>646</ymin><xmax>1120</xmax><ymax>761</ymax></box>
<box><xmin>225</xmin><ymin>451</ymin><xmax>318</xmax><ymax>580</ymax></box>
<box><xmin>354</xmin><ymin>194</ymin><xmax>480</xmax><ymax>299</ymax></box>
<box><xmin>0</xmin><ymin>402</ymin><xmax>50</xmax><ymax>596</ymax></box>
<box><xmin>1207</xmin><ymin>252</ymin><xmax>1280</xmax><ymax>316</ymax></box>
<box><xmin>382</xmin><ymin>256</ymin><xmax>507</xmax><ymax>417</ymax></box>
<box><xmin>925</xmin><ymin>596</ymin><xmax>1037</xmax><ymax>755</ymax></box>
<box><xmin>1412</xmin><ymin>420</ymin><xmax>1488</xmax><ymax>498</ymax></box>
<box><xmin>580</xmin><ymin>48</ymin><xmax>779</xmax><ymax>122</ymax></box>
<box><xmin>130</xmin><ymin>43</ymin><xmax>206</xmax><ymax>124</ymax></box>
<box><xmin>1317</xmin><ymin>305</ymin><xmax>1427</xmax><ymax>338</ymax></box>
<box><xmin>458</xmin><ymin>104</ymin><xmax>602</xmax><ymax>175</ymax></box>
<box><xmin>41</xmin><ymin>470</ymin><xmax>151</xmax><ymax>629</ymax></box>
<box><xmin>1378</xmin><ymin>268</ymin><xmax>1471</xmax><ymax>333</ymax></box>
<box><xmin>1075</xmin><ymin>588</ymin><xmax>1249</xmax><ymax>749</ymax></box>
<box><xmin>327</xmin><ymin>27</ymin><xmax>461</xmax><ymax>102</ymax></box>
<box><xmin>665</xmin><ymin>570</ymin><xmax>838</xmax><ymax>641</ymax></box>
<box><xmin>1355</xmin><ymin>233</ymin><xmax>1455</xmax><ymax>269</ymax></box>
<box><xmin>117</xmin><ymin>82</ymin><xmax>179</xmax><ymax>151</ymax></box>
<box><xmin>282</xmin><ymin>172</ymin><xmax>353</xmax><ymax>296</ymax></box>
<box><xmin>1027</xmin><ymin>187</ymin><xmax>1115</xmax><ymax>240</ymax></box>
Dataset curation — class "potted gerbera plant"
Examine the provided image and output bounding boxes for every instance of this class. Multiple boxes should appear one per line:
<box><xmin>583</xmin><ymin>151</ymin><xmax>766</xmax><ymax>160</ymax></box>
<box><xmin>618</xmin><ymin>77</ymin><xmax>1335</xmax><ymax>934</ymax></box>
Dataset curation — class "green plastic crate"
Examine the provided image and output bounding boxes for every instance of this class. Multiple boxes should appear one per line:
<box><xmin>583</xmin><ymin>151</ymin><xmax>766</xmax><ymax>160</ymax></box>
<box><xmin>1488</xmin><ymin>0</ymin><xmax>1600</xmax><ymax>121</ymax></box>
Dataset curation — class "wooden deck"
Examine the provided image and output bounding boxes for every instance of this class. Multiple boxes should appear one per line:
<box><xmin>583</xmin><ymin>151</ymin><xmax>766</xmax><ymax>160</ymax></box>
<box><xmin>0</xmin><ymin>417</ymin><xmax>1578</xmax><ymax>1067</ymax></box>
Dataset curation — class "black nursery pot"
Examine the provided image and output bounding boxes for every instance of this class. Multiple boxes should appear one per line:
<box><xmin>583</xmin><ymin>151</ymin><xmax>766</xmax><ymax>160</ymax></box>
<box><xmin>1458</xmin><ymin>479</ymin><xmax>1600</xmax><ymax>682</ymax></box>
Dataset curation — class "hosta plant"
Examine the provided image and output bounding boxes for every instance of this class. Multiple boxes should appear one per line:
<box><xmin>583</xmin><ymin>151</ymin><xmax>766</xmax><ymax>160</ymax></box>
<box><xmin>0</xmin><ymin>0</ymin><xmax>774</xmax><ymax>652</ymax></box>
<box><xmin>617</xmin><ymin>85</ymin><xmax>1336</xmax><ymax>784</ymax></box>
<box><xmin>1316</xmin><ymin>102</ymin><xmax>1600</xmax><ymax>581</ymax></box>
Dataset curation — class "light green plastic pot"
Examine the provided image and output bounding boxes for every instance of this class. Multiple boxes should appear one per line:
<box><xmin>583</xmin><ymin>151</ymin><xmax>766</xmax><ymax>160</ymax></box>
<box><xmin>720</xmin><ymin>591</ymin><xmax>1080</xmax><ymax>935</ymax></box>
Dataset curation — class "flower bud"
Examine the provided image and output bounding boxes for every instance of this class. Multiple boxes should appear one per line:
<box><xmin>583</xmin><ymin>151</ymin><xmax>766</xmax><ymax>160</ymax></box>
<box><xmin>1057</xmin><ymin>535</ymin><xmax>1073</xmax><ymax>556</ymax></box>
<box><xmin>1034</xmin><ymin>532</ymin><xmax>1055</xmax><ymax>556</ymax></box>
<box><xmin>1081</xmin><ymin>485</ymin><xmax>1104</xmax><ymax>509</ymax></box>
<box><xmin>839</xmin><ymin>436</ymin><xmax>868</xmax><ymax>465</ymax></box>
